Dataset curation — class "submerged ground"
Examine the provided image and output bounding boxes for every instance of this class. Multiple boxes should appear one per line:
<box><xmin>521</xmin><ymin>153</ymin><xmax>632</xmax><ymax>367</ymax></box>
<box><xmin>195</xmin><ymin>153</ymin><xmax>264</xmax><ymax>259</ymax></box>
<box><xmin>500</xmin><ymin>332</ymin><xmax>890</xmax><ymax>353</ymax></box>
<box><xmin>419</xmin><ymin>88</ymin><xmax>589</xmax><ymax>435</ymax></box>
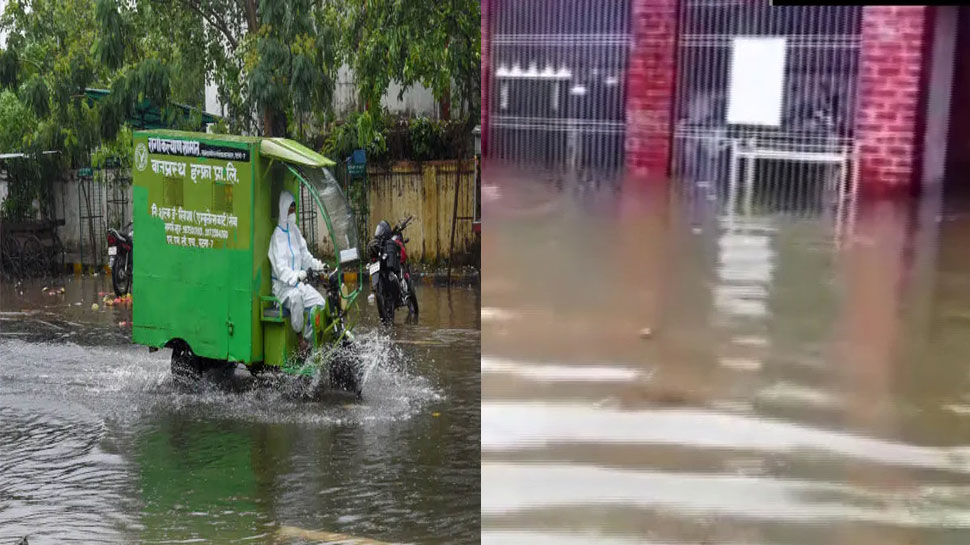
<box><xmin>0</xmin><ymin>277</ymin><xmax>480</xmax><ymax>544</ymax></box>
<box><xmin>481</xmin><ymin>175</ymin><xmax>970</xmax><ymax>545</ymax></box>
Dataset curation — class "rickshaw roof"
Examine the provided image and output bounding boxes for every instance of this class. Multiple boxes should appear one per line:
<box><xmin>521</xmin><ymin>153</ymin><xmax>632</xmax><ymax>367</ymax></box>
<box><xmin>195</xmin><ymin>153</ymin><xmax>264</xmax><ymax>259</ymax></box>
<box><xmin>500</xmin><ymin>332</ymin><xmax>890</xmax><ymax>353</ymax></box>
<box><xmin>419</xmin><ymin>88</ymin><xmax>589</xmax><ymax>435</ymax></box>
<box><xmin>260</xmin><ymin>138</ymin><xmax>336</xmax><ymax>168</ymax></box>
<box><xmin>134</xmin><ymin>130</ymin><xmax>336</xmax><ymax>167</ymax></box>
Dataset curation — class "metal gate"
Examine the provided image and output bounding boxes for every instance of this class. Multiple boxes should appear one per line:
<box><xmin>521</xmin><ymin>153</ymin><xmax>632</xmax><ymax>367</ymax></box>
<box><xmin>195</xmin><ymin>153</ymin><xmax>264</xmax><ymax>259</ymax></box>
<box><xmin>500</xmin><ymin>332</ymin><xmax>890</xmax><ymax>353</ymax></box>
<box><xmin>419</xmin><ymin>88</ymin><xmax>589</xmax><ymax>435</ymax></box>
<box><xmin>487</xmin><ymin>0</ymin><xmax>631</xmax><ymax>190</ymax></box>
<box><xmin>672</xmin><ymin>1</ymin><xmax>863</xmax><ymax>217</ymax></box>
<box><xmin>101</xmin><ymin>159</ymin><xmax>131</xmax><ymax>232</ymax></box>
<box><xmin>77</xmin><ymin>170</ymin><xmax>106</xmax><ymax>270</ymax></box>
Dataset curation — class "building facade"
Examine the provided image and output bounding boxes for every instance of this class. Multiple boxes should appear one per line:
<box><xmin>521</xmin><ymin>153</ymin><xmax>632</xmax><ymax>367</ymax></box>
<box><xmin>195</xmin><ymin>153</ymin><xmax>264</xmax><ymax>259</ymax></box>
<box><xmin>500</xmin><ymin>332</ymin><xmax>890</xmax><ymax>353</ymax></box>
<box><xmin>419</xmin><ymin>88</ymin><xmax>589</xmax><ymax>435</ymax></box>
<box><xmin>483</xmin><ymin>1</ymin><xmax>968</xmax><ymax>197</ymax></box>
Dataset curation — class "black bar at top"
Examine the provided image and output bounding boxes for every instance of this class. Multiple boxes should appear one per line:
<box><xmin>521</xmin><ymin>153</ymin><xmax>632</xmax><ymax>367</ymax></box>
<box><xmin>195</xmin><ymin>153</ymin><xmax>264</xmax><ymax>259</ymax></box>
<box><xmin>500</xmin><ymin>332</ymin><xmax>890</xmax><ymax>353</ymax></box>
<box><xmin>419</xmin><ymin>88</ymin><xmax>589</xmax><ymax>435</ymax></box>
<box><xmin>771</xmin><ymin>0</ymin><xmax>936</xmax><ymax>6</ymax></box>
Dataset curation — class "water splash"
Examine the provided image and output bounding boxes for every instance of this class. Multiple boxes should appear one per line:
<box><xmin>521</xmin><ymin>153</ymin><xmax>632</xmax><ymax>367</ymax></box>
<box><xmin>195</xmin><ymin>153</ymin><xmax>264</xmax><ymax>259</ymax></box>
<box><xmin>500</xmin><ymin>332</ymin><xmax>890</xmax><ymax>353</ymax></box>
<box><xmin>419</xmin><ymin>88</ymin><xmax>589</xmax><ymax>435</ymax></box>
<box><xmin>335</xmin><ymin>330</ymin><xmax>444</xmax><ymax>422</ymax></box>
<box><xmin>0</xmin><ymin>333</ymin><xmax>441</xmax><ymax>426</ymax></box>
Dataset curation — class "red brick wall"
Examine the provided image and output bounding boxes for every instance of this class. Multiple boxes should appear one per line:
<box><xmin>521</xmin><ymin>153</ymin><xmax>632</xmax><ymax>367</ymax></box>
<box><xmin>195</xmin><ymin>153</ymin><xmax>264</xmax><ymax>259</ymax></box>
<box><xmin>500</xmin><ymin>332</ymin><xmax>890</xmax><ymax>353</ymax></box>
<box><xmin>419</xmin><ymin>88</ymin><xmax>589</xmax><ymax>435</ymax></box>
<box><xmin>624</xmin><ymin>0</ymin><xmax>679</xmax><ymax>180</ymax></box>
<box><xmin>856</xmin><ymin>6</ymin><xmax>932</xmax><ymax>196</ymax></box>
<box><xmin>481</xmin><ymin>0</ymin><xmax>491</xmax><ymax>157</ymax></box>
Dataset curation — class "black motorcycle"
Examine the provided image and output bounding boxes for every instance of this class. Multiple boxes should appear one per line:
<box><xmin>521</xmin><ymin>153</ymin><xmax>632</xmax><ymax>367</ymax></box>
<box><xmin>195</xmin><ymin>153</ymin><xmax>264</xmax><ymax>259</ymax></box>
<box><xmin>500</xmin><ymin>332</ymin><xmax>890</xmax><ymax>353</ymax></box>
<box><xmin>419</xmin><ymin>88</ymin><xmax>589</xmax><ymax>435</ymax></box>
<box><xmin>367</xmin><ymin>216</ymin><xmax>419</xmax><ymax>326</ymax></box>
<box><xmin>107</xmin><ymin>223</ymin><xmax>133</xmax><ymax>296</ymax></box>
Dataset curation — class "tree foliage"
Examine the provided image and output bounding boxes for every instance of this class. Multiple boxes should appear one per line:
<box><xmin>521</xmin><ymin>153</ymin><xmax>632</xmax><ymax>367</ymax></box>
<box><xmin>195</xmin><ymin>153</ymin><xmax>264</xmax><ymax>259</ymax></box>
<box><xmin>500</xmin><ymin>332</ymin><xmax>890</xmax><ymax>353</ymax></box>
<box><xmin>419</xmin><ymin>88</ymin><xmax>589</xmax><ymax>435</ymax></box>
<box><xmin>0</xmin><ymin>0</ymin><xmax>479</xmax><ymax>154</ymax></box>
<box><xmin>0</xmin><ymin>0</ymin><xmax>204</xmax><ymax>219</ymax></box>
<box><xmin>154</xmin><ymin>0</ymin><xmax>479</xmax><ymax>141</ymax></box>
<box><xmin>323</xmin><ymin>112</ymin><xmax>470</xmax><ymax>165</ymax></box>
<box><xmin>0</xmin><ymin>0</ymin><xmax>478</xmax><ymax>221</ymax></box>
<box><xmin>334</xmin><ymin>0</ymin><xmax>479</xmax><ymax>110</ymax></box>
<box><xmin>0</xmin><ymin>90</ymin><xmax>61</xmax><ymax>220</ymax></box>
<box><xmin>0</xmin><ymin>0</ymin><xmax>208</xmax><ymax>162</ymax></box>
<box><xmin>327</xmin><ymin>0</ymin><xmax>480</xmax><ymax>148</ymax></box>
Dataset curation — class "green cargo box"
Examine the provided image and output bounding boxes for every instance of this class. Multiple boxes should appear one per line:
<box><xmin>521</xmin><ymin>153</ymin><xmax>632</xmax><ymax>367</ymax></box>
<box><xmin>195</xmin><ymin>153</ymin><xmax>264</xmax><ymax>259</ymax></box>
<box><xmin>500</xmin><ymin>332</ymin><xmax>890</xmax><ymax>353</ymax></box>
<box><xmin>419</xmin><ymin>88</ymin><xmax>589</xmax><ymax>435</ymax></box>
<box><xmin>130</xmin><ymin>130</ymin><xmax>362</xmax><ymax>370</ymax></box>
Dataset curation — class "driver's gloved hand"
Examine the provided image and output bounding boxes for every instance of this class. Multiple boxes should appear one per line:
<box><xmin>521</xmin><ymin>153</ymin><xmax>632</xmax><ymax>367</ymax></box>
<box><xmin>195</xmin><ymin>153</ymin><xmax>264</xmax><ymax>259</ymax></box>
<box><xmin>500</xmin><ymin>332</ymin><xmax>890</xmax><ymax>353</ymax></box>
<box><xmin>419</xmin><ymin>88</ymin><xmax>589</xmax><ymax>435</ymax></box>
<box><xmin>297</xmin><ymin>270</ymin><xmax>307</xmax><ymax>283</ymax></box>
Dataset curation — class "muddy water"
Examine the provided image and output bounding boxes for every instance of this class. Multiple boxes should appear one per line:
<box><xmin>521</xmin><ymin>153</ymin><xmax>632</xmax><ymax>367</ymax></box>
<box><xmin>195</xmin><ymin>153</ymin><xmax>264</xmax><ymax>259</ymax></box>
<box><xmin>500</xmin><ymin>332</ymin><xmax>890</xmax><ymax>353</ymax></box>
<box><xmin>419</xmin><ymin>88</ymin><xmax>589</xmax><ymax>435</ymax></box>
<box><xmin>482</xmin><ymin>174</ymin><xmax>970</xmax><ymax>545</ymax></box>
<box><xmin>0</xmin><ymin>278</ymin><xmax>480</xmax><ymax>544</ymax></box>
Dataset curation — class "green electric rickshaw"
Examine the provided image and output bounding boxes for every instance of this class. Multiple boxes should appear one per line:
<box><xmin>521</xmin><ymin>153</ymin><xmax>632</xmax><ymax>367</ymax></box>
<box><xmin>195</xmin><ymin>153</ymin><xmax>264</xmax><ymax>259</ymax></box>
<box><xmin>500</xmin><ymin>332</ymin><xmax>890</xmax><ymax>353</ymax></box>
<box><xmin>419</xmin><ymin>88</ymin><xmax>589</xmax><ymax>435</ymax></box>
<box><xmin>130</xmin><ymin>130</ymin><xmax>365</xmax><ymax>396</ymax></box>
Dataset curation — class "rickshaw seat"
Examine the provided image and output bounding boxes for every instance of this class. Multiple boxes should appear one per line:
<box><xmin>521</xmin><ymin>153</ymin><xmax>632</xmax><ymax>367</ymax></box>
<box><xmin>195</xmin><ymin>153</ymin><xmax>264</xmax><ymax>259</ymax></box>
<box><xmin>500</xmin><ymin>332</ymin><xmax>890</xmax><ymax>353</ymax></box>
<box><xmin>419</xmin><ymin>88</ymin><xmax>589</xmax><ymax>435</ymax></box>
<box><xmin>262</xmin><ymin>306</ymin><xmax>290</xmax><ymax>319</ymax></box>
<box><xmin>260</xmin><ymin>296</ymin><xmax>290</xmax><ymax>321</ymax></box>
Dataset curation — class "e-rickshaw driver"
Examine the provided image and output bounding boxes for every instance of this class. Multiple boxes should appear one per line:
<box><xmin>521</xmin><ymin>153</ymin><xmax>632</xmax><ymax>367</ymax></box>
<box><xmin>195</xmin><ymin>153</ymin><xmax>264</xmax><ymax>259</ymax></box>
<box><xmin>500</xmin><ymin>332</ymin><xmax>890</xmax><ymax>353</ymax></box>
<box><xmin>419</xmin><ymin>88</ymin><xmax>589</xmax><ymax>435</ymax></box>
<box><xmin>269</xmin><ymin>190</ymin><xmax>327</xmax><ymax>354</ymax></box>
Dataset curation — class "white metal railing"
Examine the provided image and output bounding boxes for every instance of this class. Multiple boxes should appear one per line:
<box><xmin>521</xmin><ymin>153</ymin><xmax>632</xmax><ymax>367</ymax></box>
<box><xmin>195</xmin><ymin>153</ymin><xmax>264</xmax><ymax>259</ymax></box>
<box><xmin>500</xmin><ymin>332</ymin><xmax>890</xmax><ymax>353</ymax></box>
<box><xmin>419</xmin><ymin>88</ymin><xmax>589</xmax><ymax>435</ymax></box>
<box><xmin>487</xmin><ymin>0</ymin><xmax>631</xmax><ymax>184</ymax></box>
<box><xmin>672</xmin><ymin>0</ymin><xmax>863</xmax><ymax>219</ymax></box>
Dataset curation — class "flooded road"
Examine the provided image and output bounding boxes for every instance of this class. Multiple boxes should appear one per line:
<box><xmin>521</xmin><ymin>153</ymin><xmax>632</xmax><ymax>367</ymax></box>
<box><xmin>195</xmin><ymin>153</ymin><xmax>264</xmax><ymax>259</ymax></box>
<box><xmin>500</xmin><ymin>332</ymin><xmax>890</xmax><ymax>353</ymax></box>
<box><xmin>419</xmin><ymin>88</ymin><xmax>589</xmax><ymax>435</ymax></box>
<box><xmin>0</xmin><ymin>278</ymin><xmax>480</xmax><ymax>544</ymax></box>
<box><xmin>482</xmin><ymin>173</ymin><xmax>970</xmax><ymax>545</ymax></box>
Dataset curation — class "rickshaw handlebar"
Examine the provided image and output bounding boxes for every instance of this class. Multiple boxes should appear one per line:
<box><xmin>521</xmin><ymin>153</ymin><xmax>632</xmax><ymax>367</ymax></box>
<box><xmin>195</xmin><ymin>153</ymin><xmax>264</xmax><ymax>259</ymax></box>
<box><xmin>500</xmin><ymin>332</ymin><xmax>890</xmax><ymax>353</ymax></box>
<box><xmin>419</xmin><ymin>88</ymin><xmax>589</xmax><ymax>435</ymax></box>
<box><xmin>305</xmin><ymin>261</ymin><xmax>335</xmax><ymax>280</ymax></box>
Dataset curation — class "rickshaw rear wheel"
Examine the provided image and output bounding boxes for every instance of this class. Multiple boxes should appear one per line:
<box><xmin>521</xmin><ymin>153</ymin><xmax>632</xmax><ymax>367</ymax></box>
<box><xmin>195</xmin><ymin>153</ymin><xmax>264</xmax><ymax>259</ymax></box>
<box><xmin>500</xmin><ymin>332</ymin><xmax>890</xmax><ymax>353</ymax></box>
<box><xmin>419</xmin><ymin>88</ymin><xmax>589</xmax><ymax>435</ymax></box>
<box><xmin>247</xmin><ymin>362</ymin><xmax>268</xmax><ymax>377</ymax></box>
<box><xmin>170</xmin><ymin>341</ymin><xmax>202</xmax><ymax>382</ymax></box>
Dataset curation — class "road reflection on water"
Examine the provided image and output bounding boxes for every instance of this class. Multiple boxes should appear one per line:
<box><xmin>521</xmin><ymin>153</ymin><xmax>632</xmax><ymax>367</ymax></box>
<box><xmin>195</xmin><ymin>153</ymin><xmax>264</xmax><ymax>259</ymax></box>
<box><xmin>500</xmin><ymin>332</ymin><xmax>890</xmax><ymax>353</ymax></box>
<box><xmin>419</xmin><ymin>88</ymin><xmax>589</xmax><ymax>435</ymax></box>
<box><xmin>482</xmin><ymin>170</ymin><xmax>970</xmax><ymax>545</ymax></box>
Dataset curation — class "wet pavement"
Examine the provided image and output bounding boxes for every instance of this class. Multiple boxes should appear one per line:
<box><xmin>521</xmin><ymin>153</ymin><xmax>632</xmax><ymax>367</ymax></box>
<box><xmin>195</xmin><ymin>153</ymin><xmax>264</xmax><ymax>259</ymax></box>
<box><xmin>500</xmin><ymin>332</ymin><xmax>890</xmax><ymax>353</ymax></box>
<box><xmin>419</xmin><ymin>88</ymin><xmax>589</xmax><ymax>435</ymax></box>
<box><xmin>482</xmin><ymin>173</ymin><xmax>970</xmax><ymax>545</ymax></box>
<box><xmin>0</xmin><ymin>276</ymin><xmax>480</xmax><ymax>544</ymax></box>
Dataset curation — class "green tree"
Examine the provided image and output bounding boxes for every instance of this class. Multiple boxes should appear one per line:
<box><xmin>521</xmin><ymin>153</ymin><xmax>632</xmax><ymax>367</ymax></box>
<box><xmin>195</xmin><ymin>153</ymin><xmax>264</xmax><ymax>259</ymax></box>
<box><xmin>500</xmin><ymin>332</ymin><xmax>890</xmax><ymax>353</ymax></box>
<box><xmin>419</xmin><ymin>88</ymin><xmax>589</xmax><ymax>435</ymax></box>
<box><xmin>0</xmin><ymin>89</ymin><xmax>33</xmax><ymax>151</ymax></box>
<box><xmin>0</xmin><ymin>90</ymin><xmax>39</xmax><ymax>220</ymax></box>
<box><xmin>327</xmin><ymin>0</ymin><xmax>479</xmax><ymax>147</ymax></box>
<box><xmin>0</xmin><ymin>0</ymin><xmax>206</xmax><ymax>160</ymax></box>
<box><xmin>0</xmin><ymin>0</ymin><xmax>205</xmax><ymax>219</ymax></box>
<box><xmin>155</xmin><ymin>0</ymin><xmax>338</xmax><ymax>137</ymax></box>
<box><xmin>1</xmin><ymin>0</ymin><xmax>479</xmax><ymax>145</ymax></box>
<box><xmin>157</xmin><ymin>0</ymin><xmax>479</xmax><ymax>141</ymax></box>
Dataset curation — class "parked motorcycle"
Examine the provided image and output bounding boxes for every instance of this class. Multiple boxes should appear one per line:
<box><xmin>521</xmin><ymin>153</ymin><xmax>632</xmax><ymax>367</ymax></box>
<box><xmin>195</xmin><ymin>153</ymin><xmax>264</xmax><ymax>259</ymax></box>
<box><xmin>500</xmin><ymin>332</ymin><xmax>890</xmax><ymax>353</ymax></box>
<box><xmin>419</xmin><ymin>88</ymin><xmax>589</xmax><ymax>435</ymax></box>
<box><xmin>107</xmin><ymin>222</ymin><xmax>133</xmax><ymax>296</ymax></box>
<box><xmin>367</xmin><ymin>216</ymin><xmax>418</xmax><ymax>326</ymax></box>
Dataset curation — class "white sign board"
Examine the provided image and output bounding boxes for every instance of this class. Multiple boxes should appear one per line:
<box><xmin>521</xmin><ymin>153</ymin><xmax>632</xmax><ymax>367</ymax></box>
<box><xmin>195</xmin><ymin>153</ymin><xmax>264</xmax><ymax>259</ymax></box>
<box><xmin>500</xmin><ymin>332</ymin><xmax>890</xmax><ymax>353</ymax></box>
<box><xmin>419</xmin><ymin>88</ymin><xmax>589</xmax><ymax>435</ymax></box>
<box><xmin>340</xmin><ymin>247</ymin><xmax>360</xmax><ymax>264</ymax></box>
<box><xmin>726</xmin><ymin>37</ymin><xmax>787</xmax><ymax>127</ymax></box>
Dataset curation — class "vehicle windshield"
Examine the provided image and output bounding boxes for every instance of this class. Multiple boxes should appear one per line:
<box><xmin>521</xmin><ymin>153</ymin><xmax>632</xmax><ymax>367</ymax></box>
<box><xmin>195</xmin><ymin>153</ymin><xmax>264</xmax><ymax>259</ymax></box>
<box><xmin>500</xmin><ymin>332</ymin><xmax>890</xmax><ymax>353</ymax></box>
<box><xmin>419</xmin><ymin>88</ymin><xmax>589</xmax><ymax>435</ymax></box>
<box><xmin>293</xmin><ymin>165</ymin><xmax>359</xmax><ymax>259</ymax></box>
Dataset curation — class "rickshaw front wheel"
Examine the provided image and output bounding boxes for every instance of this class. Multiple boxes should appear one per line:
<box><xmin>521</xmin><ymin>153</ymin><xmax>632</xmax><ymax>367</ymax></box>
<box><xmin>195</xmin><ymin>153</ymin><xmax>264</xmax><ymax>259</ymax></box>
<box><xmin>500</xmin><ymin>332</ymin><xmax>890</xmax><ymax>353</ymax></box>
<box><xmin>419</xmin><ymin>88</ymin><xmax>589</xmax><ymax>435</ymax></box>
<box><xmin>329</xmin><ymin>342</ymin><xmax>363</xmax><ymax>399</ymax></box>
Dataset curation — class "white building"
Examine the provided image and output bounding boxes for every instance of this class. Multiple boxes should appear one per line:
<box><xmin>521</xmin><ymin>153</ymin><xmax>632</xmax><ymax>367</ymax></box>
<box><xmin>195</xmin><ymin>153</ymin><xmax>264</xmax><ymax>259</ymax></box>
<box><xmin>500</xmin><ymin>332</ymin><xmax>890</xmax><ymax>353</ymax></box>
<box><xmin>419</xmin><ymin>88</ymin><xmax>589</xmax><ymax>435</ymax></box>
<box><xmin>205</xmin><ymin>64</ymin><xmax>443</xmax><ymax>124</ymax></box>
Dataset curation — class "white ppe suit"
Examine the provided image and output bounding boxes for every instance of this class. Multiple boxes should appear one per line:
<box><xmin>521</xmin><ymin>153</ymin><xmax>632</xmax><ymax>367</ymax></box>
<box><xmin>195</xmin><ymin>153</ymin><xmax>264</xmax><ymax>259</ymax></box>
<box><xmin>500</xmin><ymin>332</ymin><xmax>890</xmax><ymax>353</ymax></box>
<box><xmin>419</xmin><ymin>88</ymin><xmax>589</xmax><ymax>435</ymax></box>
<box><xmin>269</xmin><ymin>191</ymin><xmax>326</xmax><ymax>339</ymax></box>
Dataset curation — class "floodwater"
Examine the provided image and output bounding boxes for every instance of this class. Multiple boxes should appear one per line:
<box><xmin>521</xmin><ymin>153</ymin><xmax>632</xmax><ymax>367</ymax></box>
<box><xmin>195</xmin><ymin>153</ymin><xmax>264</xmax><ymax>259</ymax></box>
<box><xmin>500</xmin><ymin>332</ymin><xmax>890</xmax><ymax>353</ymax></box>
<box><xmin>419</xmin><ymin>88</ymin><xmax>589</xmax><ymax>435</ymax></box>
<box><xmin>482</xmin><ymin>170</ymin><xmax>970</xmax><ymax>545</ymax></box>
<box><xmin>0</xmin><ymin>277</ymin><xmax>480</xmax><ymax>544</ymax></box>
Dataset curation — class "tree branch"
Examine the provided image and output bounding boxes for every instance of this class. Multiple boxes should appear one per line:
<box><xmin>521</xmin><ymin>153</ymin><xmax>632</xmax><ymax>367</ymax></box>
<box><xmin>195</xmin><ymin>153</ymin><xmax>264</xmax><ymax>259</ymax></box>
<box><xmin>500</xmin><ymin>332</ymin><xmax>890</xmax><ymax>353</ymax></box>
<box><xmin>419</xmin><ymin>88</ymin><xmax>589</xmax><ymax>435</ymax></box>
<box><xmin>245</xmin><ymin>0</ymin><xmax>260</xmax><ymax>33</ymax></box>
<box><xmin>177</xmin><ymin>0</ymin><xmax>240</xmax><ymax>51</ymax></box>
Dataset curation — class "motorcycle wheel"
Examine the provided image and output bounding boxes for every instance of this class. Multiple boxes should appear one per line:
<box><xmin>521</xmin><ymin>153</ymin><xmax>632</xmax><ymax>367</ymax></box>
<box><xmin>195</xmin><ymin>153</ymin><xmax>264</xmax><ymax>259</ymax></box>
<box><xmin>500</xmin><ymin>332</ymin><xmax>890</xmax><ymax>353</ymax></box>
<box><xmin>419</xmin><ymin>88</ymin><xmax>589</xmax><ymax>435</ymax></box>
<box><xmin>112</xmin><ymin>252</ymin><xmax>130</xmax><ymax>296</ymax></box>
<box><xmin>377</xmin><ymin>275</ymin><xmax>396</xmax><ymax>326</ymax></box>
<box><xmin>124</xmin><ymin>253</ymin><xmax>133</xmax><ymax>294</ymax></box>
<box><xmin>374</xmin><ymin>283</ymin><xmax>386</xmax><ymax>323</ymax></box>
<box><xmin>406</xmin><ymin>280</ymin><xmax>419</xmax><ymax>321</ymax></box>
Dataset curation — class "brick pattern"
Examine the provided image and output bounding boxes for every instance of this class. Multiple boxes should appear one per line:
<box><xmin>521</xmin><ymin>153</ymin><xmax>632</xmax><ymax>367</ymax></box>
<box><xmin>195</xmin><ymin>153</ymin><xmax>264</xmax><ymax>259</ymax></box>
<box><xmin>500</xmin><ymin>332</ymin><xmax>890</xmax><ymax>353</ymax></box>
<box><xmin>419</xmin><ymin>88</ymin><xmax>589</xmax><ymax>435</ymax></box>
<box><xmin>481</xmin><ymin>0</ymin><xmax>491</xmax><ymax>157</ymax></box>
<box><xmin>625</xmin><ymin>0</ymin><xmax>679</xmax><ymax>179</ymax></box>
<box><xmin>856</xmin><ymin>6</ymin><xmax>931</xmax><ymax>196</ymax></box>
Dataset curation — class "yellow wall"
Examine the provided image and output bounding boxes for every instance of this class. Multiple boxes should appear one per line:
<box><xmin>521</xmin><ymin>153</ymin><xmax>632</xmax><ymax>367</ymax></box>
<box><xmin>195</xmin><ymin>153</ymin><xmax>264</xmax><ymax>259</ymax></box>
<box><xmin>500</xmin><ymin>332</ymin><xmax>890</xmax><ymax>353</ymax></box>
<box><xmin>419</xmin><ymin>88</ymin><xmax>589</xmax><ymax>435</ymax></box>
<box><xmin>366</xmin><ymin>160</ymin><xmax>477</xmax><ymax>264</ymax></box>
